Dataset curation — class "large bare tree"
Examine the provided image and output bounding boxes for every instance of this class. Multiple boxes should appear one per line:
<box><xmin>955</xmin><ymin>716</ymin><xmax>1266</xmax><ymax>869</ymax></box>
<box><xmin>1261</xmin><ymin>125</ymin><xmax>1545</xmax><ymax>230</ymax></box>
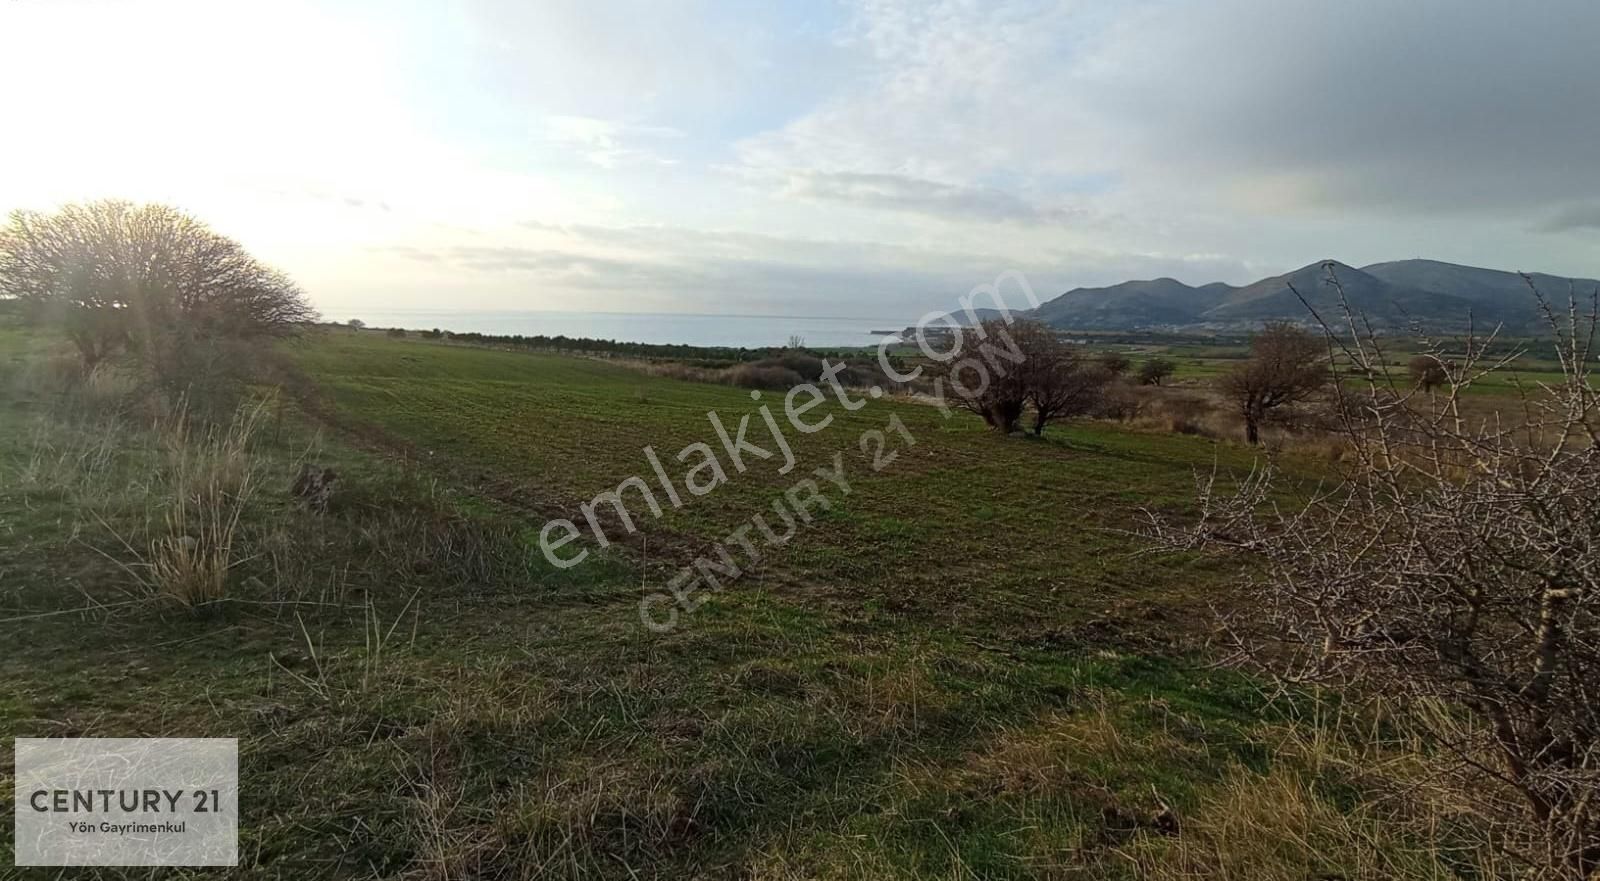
<box><xmin>932</xmin><ymin>318</ymin><xmax>1112</xmax><ymax>435</ymax></box>
<box><xmin>1023</xmin><ymin>328</ymin><xmax>1116</xmax><ymax>436</ymax></box>
<box><xmin>0</xmin><ymin>200</ymin><xmax>314</xmax><ymax>369</ymax></box>
<box><xmin>932</xmin><ymin>318</ymin><xmax>1032</xmax><ymax>433</ymax></box>
<box><xmin>1219</xmin><ymin>321</ymin><xmax>1329</xmax><ymax>444</ymax></box>
<box><xmin>1149</xmin><ymin>274</ymin><xmax>1600</xmax><ymax>877</ymax></box>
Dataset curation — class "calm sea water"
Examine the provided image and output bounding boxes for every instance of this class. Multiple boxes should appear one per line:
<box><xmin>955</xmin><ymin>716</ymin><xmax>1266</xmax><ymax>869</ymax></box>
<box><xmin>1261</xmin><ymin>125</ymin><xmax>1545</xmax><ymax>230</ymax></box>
<box><xmin>320</xmin><ymin>310</ymin><xmax>906</xmax><ymax>349</ymax></box>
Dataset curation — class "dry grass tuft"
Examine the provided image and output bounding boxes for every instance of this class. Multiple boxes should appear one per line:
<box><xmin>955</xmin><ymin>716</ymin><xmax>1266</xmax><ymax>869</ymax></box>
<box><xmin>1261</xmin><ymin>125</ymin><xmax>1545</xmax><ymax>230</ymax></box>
<box><xmin>141</xmin><ymin>398</ymin><xmax>270</xmax><ymax>605</ymax></box>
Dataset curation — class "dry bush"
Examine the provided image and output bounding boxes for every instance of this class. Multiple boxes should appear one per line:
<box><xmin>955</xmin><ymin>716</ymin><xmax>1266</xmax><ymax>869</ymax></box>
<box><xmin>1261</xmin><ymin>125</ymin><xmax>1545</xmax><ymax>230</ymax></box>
<box><xmin>638</xmin><ymin>355</ymin><xmax>888</xmax><ymax>394</ymax></box>
<box><xmin>1147</xmin><ymin>271</ymin><xmax>1600</xmax><ymax>878</ymax></box>
<box><xmin>725</xmin><ymin>363</ymin><xmax>806</xmax><ymax>391</ymax></box>
<box><xmin>643</xmin><ymin>361</ymin><xmax>723</xmax><ymax>384</ymax></box>
<box><xmin>1124</xmin><ymin>386</ymin><xmax>1230</xmax><ymax>439</ymax></box>
<box><xmin>756</xmin><ymin>352</ymin><xmax>825</xmax><ymax>381</ymax></box>
<box><xmin>831</xmin><ymin>359</ymin><xmax>891</xmax><ymax>390</ymax></box>
<box><xmin>1410</xmin><ymin>353</ymin><xmax>1449</xmax><ymax>393</ymax></box>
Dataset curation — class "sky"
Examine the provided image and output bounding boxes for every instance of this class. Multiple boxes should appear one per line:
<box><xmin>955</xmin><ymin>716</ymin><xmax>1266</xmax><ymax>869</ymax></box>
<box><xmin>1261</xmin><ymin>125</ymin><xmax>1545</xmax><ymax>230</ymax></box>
<box><xmin>1</xmin><ymin>0</ymin><xmax>1596</xmax><ymax>319</ymax></box>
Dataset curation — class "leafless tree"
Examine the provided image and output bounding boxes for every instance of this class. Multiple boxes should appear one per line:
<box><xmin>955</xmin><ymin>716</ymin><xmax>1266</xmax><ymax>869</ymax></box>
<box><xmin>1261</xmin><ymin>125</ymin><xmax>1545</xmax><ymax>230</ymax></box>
<box><xmin>1409</xmin><ymin>353</ymin><xmax>1449</xmax><ymax>393</ymax></box>
<box><xmin>933</xmin><ymin>319</ymin><xmax>1113</xmax><ymax>436</ymax></box>
<box><xmin>1097</xmin><ymin>351</ymin><xmax>1131</xmax><ymax>376</ymax></box>
<box><xmin>1219</xmin><ymin>321</ymin><xmax>1329</xmax><ymax>444</ymax></box>
<box><xmin>1147</xmin><ymin>270</ymin><xmax>1600</xmax><ymax>878</ymax></box>
<box><xmin>0</xmin><ymin>200</ymin><xmax>315</xmax><ymax>369</ymax></box>
<box><xmin>1137</xmin><ymin>356</ymin><xmax>1177</xmax><ymax>386</ymax></box>
<box><xmin>932</xmin><ymin>318</ymin><xmax>1032</xmax><ymax>433</ymax></box>
<box><xmin>1026</xmin><ymin>337</ymin><xmax>1116</xmax><ymax>436</ymax></box>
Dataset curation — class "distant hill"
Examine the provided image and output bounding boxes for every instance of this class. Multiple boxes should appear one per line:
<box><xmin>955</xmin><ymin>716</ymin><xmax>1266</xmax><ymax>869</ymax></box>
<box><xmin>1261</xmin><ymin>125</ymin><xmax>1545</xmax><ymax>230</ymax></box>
<box><xmin>1031</xmin><ymin>278</ymin><xmax>1235</xmax><ymax>330</ymax></box>
<box><xmin>1203</xmin><ymin>260</ymin><xmax>1478</xmax><ymax>325</ymax></box>
<box><xmin>1363</xmin><ymin>259</ymin><xmax>1596</xmax><ymax>310</ymax></box>
<box><xmin>1020</xmin><ymin>259</ymin><xmax>1599</xmax><ymax>332</ymax></box>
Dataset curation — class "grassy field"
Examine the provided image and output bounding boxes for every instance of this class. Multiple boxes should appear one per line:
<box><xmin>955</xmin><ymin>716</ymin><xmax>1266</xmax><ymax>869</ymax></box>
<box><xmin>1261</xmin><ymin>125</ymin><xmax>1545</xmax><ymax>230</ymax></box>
<box><xmin>0</xmin><ymin>326</ymin><xmax>1498</xmax><ymax>879</ymax></box>
<box><xmin>1118</xmin><ymin>336</ymin><xmax>1573</xmax><ymax>394</ymax></box>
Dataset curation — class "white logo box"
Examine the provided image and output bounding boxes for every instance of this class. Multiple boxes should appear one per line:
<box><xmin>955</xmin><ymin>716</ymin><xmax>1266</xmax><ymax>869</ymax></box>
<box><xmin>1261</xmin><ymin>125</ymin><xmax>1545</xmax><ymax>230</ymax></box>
<box><xmin>14</xmin><ymin>738</ymin><xmax>238</xmax><ymax>867</ymax></box>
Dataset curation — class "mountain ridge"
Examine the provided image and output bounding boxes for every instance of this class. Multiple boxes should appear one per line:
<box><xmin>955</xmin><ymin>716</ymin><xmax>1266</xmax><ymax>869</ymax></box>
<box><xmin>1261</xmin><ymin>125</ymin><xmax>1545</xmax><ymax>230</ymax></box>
<box><xmin>1019</xmin><ymin>259</ymin><xmax>1599</xmax><ymax>332</ymax></box>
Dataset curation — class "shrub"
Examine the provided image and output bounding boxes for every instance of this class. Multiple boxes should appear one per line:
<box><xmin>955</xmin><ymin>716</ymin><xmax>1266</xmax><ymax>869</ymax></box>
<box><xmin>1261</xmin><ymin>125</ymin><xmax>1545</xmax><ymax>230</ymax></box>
<box><xmin>1098</xmin><ymin>351</ymin><xmax>1132</xmax><ymax>375</ymax></box>
<box><xmin>1150</xmin><ymin>277</ymin><xmax>1600</xmax><ymax>877</ymax></box>
<box><xmin>757</xmin><ymin>353</ymin><xmax>826</xmax><ymax>381</ymax></box>
<box><xmin>725</xmin><ymin>364</ymin><xmax>806</xmax><ymax>391</ymax></box>
<box><xmin>1408</xmin><ymin>354</ymin><xmax>1447</xmax><ymax>392</ymax></box>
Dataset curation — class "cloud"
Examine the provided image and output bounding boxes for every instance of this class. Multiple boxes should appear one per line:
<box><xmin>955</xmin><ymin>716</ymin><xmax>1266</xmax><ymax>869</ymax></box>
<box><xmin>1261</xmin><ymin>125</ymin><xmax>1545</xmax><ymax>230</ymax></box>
<box><xmin>1540</xmin><ymin>203</ymin><xmax>1600</xmax><ymax>233</ymax></box>
<box><xmin>778</xmin><ymin>170</ymin><xmax>1084</xmax><ymax>225</ymax></box>
<box><xmin>8</xmin><ymin>0</ymin><xmax>1594</xmax><ymax>316</ymax></box>
<box><xmin>738</xmin><ymin>0</ymin><xmax>1600</xmax><ymax>227</ymax></box>
<box><xmin>379</xmin><ymin>221</ymin><xmax>1257</xmax><ymax>316</ymax></box>
<box><xmin>543</xmin><ymin>116</ymin><xmax>684</xmax><ymax>169</ymax></box>
<box><xmin>1075</xmin><ymin>0</ymin><xmax>1600</xmax><ymax>217</ymax></box>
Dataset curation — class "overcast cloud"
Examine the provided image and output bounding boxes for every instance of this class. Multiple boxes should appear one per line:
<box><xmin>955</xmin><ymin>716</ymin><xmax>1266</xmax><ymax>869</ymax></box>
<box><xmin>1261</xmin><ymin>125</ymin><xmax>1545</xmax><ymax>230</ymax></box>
<box><xmin>0</xmin><ymin>0</ymin><xmax>1594</xmax><ymax>317</ymax></box>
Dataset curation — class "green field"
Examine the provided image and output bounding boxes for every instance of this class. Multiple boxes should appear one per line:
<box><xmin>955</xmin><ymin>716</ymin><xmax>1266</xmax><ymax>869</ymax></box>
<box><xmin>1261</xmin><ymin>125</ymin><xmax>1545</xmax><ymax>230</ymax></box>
<box><xmin>1073</xmin><ymin>336</ymin><xmax>1571</xmax><ymax>395</ymax></box>
<box><xmin>0</xmin><ymin>327</ymin><xmax>1492</xmax><ymax>878</ymax></box>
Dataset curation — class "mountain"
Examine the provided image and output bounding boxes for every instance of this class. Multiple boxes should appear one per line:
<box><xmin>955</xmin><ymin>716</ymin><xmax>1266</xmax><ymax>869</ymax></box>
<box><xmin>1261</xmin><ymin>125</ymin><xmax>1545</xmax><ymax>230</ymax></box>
<box><xmin>1362</xmin><ymin>259</ymin><xmax>1599</xmax><ymax>311</ymax></box>
<box><xmin>1023</xmin><ymin>258</ymin><xmax>1599</xmax><ymax>332</ymax></box>
<box><xmin>1203</xmin><ymin>260</ymin><xmax>1476</xmax><ymax>325</ymax></box>
<box><xmin>1031</xmin><ymin>278</ymin><xmax>1235</xmax><ymax>330</ymax></box>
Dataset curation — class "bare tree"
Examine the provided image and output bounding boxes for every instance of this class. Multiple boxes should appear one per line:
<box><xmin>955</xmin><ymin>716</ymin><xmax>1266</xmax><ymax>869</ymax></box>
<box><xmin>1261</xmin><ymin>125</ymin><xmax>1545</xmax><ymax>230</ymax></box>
<box><xmin>1409</xmin><ymin>353</ymin><xmax>1448</xmax><ymax>393</ymax></box>
<box><xmin>1138</xmin><ymin>356</ymin><xmax>1177</xmax><ymax>386</ymax></box>
<box><xmin>1148</xmin><ymin>273</ymin><xmax>1600</xmax><ymax>877</ymax></box>
<box><xmin>1219</xmin><ymin>321</ymin><xmax>1328</xmax><ymax>444</ymax></box>
<box><xmin>933</xmin><ymin>319</ymin><xmax>1112</xmax><ymax>436</ymax></box>
<box><xmin>933</xmin><ymin>319</ymin><xmax>1032</xmax><ymax>433</ymax></box>
<box><xmin>1026</xmin><ymin>329</ymin><xmax>1116</xmax><ymax>435</ymax></box>
<box><xmin>1097</xmin><ymin>351</ymin><xmax>1131</xmax><ymax>376</ymax></box>
<box><xmin>0</xmin><ymin>200</ymin><xmax>315</xmax><ymax>369</ymax></box>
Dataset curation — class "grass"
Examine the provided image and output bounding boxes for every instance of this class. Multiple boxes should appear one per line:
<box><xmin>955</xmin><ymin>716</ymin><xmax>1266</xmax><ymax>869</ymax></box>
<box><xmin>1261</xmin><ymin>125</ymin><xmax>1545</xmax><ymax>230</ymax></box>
<box><xmin>290</xmin><ymin>332</ymin><xmax>1267</xmax><ymax>640</ymax></box>
<box><xmin>0</xmin><ymin>326</ymin><xmax>1508</xmax><ymax>878</ymax></box>
<box><xmin>1118</xmin><ymin>337</ymin><xmax>1573</xmax><ymax>396</ymax></box>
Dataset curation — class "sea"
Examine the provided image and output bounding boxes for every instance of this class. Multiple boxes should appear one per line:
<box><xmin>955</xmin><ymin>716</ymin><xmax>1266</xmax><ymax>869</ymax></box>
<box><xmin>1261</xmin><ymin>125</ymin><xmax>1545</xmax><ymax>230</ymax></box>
<box><xmin>318</xmin><ymin>310</ymin><xmax>906</xmax><ymax>349</ymax></box>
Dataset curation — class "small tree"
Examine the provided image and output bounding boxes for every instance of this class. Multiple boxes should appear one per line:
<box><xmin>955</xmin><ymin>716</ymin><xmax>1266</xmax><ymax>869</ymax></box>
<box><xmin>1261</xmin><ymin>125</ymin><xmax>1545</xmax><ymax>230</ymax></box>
<box><xmin>347</xmin><ymin>318</ymin><xmax>366</xmax><ymax>330</ymax></box>
<box><xmin>1026</xmin><ymin>330</ymin><xmax>1115</xmax><ymax>435</ymax></box>
<box><xmin>1097</xmin><ymin>351</ymin><xmax>1131</xmax><ymax>376</ymax></box>
<box><xmin>1137</xmin><ymin>357</ymin><xmax>1177</xmax><ymax>386</ymax></box>
<box><xmin>1408</xmin><ymin>353</ymin><xmax>1448</xmax><ymax>392</ymax></box>
<box><xmin>1219</xmin><ymin>322</ymin><xmax>1328</xmax><ymax>444</ymax></box>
